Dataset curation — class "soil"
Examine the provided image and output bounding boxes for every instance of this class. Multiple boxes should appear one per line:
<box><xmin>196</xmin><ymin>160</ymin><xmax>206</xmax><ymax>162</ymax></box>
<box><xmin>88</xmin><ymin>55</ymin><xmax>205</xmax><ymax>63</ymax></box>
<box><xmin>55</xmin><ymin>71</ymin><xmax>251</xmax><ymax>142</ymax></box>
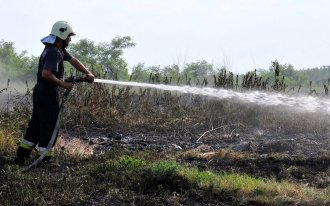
<box><xmin>62</xmin><ymin>125</ymin><xmax>330</xmax><ymax>189</ymax></box>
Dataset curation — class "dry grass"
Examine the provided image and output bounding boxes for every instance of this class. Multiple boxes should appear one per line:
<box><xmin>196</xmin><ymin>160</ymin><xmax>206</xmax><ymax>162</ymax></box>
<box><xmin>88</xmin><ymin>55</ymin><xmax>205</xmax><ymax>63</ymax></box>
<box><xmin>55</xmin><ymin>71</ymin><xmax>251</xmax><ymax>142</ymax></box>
<box><xmin>61</xmin><ymin>83</ymin><xmax>330</xmax><ymax>139</ymax></box>
<box><xmin>182</xmin><ymin>146</ymin><xmax>252</xmax><ymax>160</ymax></box>
<box><xmin>55</xmin><ymin>135</ymin><xmax>95</xmax><ymax>156</ymax></box>
<box><xmin>1</xmin><ymin>81</ymin><xmax>330</xmax><ymax>205</ymax></box>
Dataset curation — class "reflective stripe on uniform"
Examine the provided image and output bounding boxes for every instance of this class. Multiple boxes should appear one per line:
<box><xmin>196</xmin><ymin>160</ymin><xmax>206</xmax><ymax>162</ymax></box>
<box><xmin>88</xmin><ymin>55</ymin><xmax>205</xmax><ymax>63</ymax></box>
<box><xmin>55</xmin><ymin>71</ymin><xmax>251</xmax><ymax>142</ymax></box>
<box><xmin>19</xmin><ymin>139</ymin><xmax>36</xmax><ymax>150</ymax></box>
<box><xmin>38</xmin><ymin>147</ymin><xmax>54</xmax><ymax>156</ymax></box>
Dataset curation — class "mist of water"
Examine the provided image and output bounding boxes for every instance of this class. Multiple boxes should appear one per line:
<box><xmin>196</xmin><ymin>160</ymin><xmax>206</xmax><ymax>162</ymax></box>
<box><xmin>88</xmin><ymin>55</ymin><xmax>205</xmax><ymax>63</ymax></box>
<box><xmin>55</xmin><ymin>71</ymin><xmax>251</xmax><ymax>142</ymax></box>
<box><xmin>94</xmin><ymin>79</ymin><xmax>330</xmax><ymax>115</ymax></box>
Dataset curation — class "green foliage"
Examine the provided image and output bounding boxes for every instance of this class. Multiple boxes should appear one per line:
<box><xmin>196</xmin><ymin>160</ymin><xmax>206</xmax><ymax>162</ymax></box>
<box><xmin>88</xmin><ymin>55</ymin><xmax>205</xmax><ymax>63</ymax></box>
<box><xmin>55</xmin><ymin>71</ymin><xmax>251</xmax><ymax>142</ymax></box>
<box><xmin>181</xmin><ymin>167</ymin><xmax>215</xmax><ymax>188</ymax></box>
<box><xmin>110</xmin><ymin>155</ymin><xmax>145</xmax><ymax>169</ymax></box>
<box><xmin>301</xmin><ymin>66</ymin><xmax>330</xmax><ymax>85</ymax></box>
<box><xmin>130</xmin><ymin>63</ymin><xmax>150</xmax><ymax>82</ymax></box>
<box><xmin>146</xmin><ymin>161</ymin><xmax>180</xmax><ymax>184</ymax></box>
<box><xmin>98</xmin><ymin>36</ymin><xmax>135</xmax><ymax>80</ymax></box>
<box><xmin>68</xmin><ymin>36</ymin><xmax>135</xmax><ymax>80</ymax></box>
<box><xmin>67</xmin><ymin>39</ymin><xmax>102</xmax><ymax>75</ymax></box>
<box><xmin>161</xmin><ymin>64</ymin><xmax>180</xmax><ymax>82</ymax></box>
<box><xmin>258</xmin><ymin>60</ymin><xmax>310</xmax><ymax>88</ymax></box>
<box><xmin>0</xmin><ymin>37</ymin><xmax>136</xmax><ymax>81</ymax></box>
<box><xmin>214</xmin><ymin>67</ymin><xmax>235</xmax><ymax>88</ymax></box>
<box><xmin>0</xmin><ymin>40</ymin><xmax>37</xmax><ymax>80</ymax></box>
<box><xmin>2</xmin><ymin>38</ymin><xmax>330</xmax><ymax>93</ymax></box>
<box><xmin>183</xmin><ymin>60</ymin><xmax>214</xmax><ymax>83</ymax></box>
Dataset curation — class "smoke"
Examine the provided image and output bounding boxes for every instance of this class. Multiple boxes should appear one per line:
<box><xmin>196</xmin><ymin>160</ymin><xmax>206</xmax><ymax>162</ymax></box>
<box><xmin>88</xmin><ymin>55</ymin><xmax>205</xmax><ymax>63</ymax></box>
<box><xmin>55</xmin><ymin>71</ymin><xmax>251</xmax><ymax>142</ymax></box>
<box><xmin>0</xmin><ymin>62</ymin><xmax>7</xmax><ymax>88</ymax></box>
<box><xmin>0</xmin><ymin>61</ymin><xmax>35</xmax><ymax>93</ymax></box>
<box><xmin>0</xmin><ymin>62</ymin><xmax>34</xmax><ymax>110</ymax></box>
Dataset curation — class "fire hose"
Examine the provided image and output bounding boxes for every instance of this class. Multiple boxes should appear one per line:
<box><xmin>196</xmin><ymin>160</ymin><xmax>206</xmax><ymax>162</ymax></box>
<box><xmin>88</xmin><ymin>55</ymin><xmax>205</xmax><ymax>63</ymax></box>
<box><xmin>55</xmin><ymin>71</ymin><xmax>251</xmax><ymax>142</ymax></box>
<box><xmin>21</xmin><ymin>76</ymin><xmax>92</xmax><ymax>171</ymax></box>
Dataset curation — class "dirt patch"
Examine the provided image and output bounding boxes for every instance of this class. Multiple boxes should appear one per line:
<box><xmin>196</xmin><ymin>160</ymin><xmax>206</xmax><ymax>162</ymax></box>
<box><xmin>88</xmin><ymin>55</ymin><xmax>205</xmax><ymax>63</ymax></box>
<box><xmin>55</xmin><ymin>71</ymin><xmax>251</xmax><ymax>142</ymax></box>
<box><xmin>56</xmin><ymin>136</ymin><xmax>95</xmax><ymax>156</ymax></box>
<box><xmin>60</xmin><ymin>125</ymin><xmax>330</xmax><ymax>189</ymax></box>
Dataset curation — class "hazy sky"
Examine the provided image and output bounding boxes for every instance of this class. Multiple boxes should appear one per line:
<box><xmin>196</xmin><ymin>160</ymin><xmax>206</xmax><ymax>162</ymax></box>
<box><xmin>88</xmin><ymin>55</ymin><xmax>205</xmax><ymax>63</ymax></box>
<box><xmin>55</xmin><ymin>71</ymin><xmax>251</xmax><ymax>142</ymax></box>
<box><xmin>0</xmin><ymin>0</ymin><xmax>329</xmax><ymax>74</ymax></box>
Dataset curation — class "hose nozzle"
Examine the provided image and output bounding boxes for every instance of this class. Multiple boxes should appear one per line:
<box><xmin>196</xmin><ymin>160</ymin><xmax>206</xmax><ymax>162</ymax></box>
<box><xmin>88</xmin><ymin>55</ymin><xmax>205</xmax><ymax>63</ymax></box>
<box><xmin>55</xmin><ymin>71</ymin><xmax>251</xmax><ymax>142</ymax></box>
<box><xmin>65</xmin><ymin>76</ymin><xmax>92</xmax><ymax>83</ymax></box>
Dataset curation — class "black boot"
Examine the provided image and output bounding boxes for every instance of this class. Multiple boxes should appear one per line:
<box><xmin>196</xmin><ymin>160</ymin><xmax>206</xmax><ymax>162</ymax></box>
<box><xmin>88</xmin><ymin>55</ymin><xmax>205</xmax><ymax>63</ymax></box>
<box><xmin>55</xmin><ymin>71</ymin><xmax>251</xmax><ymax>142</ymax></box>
<box><xmin>15</xmin><ymin>147</ymin><xmax>32</xmax><ymax>166</ymax></box>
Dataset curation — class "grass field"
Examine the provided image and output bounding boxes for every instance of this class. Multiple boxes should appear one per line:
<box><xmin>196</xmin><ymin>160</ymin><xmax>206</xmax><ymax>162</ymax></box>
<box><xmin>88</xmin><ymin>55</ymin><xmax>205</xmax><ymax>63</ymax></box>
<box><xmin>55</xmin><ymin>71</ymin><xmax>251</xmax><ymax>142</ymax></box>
<box><xmin>1</xmin><ymin>81</ymin><xmax>330</xmax><ymax>205</ymax></box>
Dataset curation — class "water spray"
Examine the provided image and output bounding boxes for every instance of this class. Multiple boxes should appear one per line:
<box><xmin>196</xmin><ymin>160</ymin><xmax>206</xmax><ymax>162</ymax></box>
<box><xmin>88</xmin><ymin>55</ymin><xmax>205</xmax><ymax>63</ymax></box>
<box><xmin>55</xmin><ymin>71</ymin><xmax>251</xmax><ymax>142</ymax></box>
<box><xmin>93</xmin><ymin>78</ymin><xmax>330</xmax><ymax>115</ymax></box>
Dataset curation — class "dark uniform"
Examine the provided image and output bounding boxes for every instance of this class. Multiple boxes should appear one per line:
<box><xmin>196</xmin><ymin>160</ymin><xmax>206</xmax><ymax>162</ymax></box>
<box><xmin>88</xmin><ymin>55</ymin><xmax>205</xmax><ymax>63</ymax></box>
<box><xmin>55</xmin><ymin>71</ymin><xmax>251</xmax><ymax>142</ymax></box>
<box><xmin>16</xmin><ymin>45</ymin><xmax>72</xmax><ymax>165</ymax></box>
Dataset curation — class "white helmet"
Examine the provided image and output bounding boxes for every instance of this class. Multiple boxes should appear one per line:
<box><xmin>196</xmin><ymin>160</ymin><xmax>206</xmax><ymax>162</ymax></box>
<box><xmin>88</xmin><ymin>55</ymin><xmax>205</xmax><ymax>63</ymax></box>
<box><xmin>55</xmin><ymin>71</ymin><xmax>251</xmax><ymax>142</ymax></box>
<box><xmin>50</xmin><ymin>21</ymin><xmax>76</xmax><ymax>40</ymax></box>
<box><xmin>41</xmin><ymin>21</ymin><xmax>77</xmax><ymax>44</ymax></box>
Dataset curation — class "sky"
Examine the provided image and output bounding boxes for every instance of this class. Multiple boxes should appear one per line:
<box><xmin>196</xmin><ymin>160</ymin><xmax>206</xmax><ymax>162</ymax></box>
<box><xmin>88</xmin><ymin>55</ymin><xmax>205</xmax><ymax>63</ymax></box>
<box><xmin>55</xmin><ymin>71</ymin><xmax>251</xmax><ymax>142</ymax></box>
<box><xmin>0</xmin><ymin>0</ymin><xmax>330</xmax><ymax>74</ymax></box>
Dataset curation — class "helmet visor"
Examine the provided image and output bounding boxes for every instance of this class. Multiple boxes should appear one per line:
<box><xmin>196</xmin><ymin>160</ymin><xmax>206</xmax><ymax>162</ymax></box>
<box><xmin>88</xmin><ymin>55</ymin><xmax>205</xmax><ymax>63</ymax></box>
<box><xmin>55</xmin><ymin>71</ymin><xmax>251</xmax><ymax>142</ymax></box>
<box><xmin>41</xmin><ymin>35</ymin><xmax>57</xmax><ymax>44</ymax></box>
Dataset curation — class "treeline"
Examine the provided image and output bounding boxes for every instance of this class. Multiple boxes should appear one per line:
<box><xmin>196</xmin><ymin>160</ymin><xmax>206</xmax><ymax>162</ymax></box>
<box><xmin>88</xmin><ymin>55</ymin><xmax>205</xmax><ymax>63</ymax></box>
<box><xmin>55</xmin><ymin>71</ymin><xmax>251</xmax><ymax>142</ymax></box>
<box><xmin>0</xmin><ymin>41</ymin><xmax>38</xmax><ymax>81</ymax></box>
<box><xmin>1</xmin><ymin>38</ymin><xmax>330</xmax><ymax>92</ymax></box>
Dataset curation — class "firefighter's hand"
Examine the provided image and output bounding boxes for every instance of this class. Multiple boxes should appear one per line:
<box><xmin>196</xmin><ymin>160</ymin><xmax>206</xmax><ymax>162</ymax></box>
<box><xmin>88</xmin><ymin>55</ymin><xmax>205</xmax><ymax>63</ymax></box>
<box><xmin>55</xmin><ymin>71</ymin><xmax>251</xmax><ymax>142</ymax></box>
<box><xmin>85</xmin><ymin>72</ymin><xmax>95</xmax><ymax>83</ymax></box>
<box><xmin>62</xmin><ymin>82</ymin><xmax>74</xmax><ymax>91</ymax></box>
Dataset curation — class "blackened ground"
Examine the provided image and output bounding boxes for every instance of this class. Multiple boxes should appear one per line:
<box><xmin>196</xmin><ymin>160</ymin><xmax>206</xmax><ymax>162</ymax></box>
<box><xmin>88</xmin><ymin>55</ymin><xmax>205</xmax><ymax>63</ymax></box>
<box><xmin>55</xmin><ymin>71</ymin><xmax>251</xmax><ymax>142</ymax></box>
<box><xmin>62</xmin><ymin>125</ymin><xmax>330</xmax><ymax>189</ymax></box>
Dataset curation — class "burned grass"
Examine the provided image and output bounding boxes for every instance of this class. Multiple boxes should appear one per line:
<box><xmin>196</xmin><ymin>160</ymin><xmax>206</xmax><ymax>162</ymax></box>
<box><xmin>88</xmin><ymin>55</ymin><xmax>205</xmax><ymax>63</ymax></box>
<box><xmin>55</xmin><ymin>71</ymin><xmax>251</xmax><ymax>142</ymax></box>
<box><xmin>2</xmin><ymin>148</ymin><xmax>330</xmax><ymax>206</ymax></box>
<box><xmin>1</xmin><ymin>83</ymin><xmax>330</xmax><ymax>205</ymax></box>
<box><xmin>181</xmin><ymin>148</ymin><xmax>330</xmax><ymax>188</ymax></box>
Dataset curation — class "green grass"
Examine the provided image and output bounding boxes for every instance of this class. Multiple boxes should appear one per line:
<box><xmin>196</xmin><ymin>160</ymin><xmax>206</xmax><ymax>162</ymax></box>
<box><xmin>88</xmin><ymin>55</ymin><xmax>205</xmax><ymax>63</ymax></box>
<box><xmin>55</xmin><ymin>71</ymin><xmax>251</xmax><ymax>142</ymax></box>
<box><xmin>2</xmin><ymin>152</ymin><xmax>330</xmax><ymax>205</ymax></box>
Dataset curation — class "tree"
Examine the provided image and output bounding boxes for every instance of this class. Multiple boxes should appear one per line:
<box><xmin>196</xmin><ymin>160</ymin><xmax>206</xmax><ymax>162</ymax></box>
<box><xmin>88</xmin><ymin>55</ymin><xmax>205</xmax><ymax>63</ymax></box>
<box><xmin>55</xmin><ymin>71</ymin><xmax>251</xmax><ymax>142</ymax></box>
<box><xmin>98</xmin><ymin>36</ymin><xmax>135</xmax><ymax>80</ymax></box>
<box><xmin>131</xmin><ymin>63</ymin><xmax>150</xmax><ymax>82</ymax></box>
<box><xmin>161</xmin><ymin>64</ymin><xmax>180</xmax><ymax>84</ymax></box>
<box><xmin>182</xmin><ymin>60</ymin><xmax>214</xmax><ymax>82</ymax></box>
<box><xmin>68</xmin><ymin>36</ymin><xmax>135</xmax><ymax>80</ymax></box>
<box><xmin>0</xmin><ymin>40</ymin><xmax>37</xmax><ymax>80</ymax></box>
<box><xmin>258</xmin><ymin>60</ymin><xmax>310</xmax><ymax>88</ymax></box>
<box><xmin>68</xmin><ymin>39</ymin><xmax>102</xmax><ymax>75</ymax></box>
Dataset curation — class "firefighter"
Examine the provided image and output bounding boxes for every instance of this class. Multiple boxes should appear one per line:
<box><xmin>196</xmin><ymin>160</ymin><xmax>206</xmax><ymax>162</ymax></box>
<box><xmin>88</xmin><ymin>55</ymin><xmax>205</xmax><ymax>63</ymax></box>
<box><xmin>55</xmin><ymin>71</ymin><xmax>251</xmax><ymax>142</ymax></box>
<box><xmin>15</xmin><ymin>21</ymin><xmax>95</xmax><ymax>165</ymax></box>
